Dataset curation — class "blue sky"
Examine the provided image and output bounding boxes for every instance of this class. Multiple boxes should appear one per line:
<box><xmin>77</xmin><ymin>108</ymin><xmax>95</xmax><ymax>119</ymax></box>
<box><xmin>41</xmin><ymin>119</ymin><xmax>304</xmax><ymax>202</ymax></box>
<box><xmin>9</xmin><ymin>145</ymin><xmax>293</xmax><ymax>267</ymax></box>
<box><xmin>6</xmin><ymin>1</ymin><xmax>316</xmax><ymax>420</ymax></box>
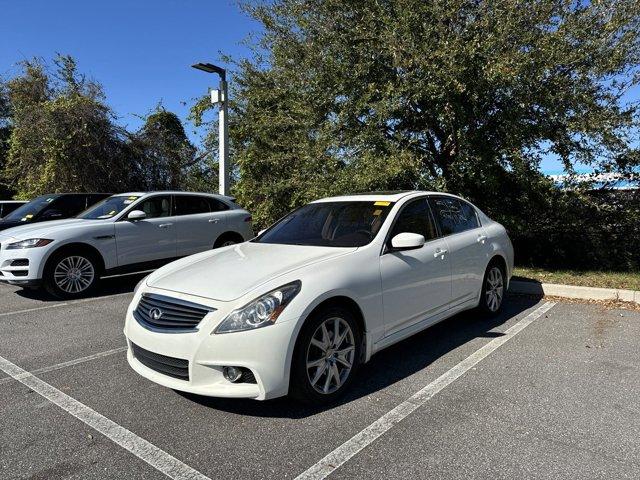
<box><xmin>1</xmin><ymin>0</ymin><xmax>637</xmax><ymax>174</ymax></box>
<box><xmin>0</xmin><ymin>0</ymin><xmax>258</xmax><ymax>136</ymax></box>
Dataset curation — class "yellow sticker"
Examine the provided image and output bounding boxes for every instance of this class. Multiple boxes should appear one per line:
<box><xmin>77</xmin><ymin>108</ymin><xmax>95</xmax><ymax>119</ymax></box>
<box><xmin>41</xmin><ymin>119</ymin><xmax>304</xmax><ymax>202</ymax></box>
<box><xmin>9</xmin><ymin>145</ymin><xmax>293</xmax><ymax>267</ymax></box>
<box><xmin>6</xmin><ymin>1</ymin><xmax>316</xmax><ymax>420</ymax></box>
<box><xmin>108</xmin><ymin>210</ymin><xmax>117</xmax><ymax>216</ymax></box>
<box><xmin>374</xmin><ymin>201</ymin><xmax>391</xmax><ymax>206</ymax></box>
<box><xmin>128</xmin><ymin>196</ymin><xmax>138</xmax><ymax>200</ymax></box>
<box><xmin>373</xmin><ymin>209</ymin><xmax>382</xmax><ymax>216</ymax></box>
<box><xmin>25</xmin><ymin>214</ymin><xmax>33</xmax><ymax>219</ymax></box>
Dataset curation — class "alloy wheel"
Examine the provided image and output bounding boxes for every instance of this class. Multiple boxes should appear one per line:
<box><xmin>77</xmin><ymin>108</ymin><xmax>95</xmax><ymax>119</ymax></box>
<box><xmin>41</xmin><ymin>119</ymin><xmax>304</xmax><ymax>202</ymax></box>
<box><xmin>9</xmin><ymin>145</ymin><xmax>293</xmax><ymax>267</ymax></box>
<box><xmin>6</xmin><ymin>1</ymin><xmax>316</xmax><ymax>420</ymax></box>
<box><xmin>485</xmin><ymin>266</ymin><xmax>504</xmax><ymax>312</ymax></box>
<box><xmin>306</xmin><ymin>317</ymin><xmax>355</xmax><ymax>395</ymax></box>
<box><xmin>53</xmin><ymin>256</ymin><xmax>95</xmax><ymax>294</ymax></box>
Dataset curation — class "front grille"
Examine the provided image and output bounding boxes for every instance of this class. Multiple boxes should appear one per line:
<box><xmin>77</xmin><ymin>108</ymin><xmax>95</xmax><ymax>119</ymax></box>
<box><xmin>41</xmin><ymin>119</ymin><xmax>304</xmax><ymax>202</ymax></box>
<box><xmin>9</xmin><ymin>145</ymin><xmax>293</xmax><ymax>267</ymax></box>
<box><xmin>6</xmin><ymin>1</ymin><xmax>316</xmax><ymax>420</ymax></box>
<box><xmin>131</xmin><ymin>343</ymin><xmax>189</xmax><ymax>380</ymax></box>
<box><xmin>134</xmin><ymin>293</ymin><xmax>213</xmax><ymax>332</ymax></box>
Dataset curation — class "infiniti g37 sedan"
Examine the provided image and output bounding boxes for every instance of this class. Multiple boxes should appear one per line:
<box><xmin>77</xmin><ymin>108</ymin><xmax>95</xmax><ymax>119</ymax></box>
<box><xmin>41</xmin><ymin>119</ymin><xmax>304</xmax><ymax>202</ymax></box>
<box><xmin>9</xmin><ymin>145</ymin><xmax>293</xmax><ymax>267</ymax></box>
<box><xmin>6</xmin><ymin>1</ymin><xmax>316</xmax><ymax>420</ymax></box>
<box><xmin>125</xmin><ymin>191</ymin><xmax>513</xmax><ymax>404</ymax></box>
<box><xmin>0</xmin><ymin>191</ymin><xmax>253</xmax><ymax>298</ymax></box>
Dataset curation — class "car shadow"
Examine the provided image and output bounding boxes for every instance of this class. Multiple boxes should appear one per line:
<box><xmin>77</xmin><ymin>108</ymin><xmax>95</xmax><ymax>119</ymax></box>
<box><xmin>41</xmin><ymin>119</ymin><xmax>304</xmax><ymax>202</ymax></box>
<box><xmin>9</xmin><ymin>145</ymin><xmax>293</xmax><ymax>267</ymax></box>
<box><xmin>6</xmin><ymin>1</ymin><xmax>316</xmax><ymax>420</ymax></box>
<box><xmin>14</xmin><ymin>273</ymin><xmax>147</xmax><ymax>302</ymax></box>
<box><xmin>177</xmin><ymin>294</ymin><xmax>543</xmax><ymax>418</ymax></box>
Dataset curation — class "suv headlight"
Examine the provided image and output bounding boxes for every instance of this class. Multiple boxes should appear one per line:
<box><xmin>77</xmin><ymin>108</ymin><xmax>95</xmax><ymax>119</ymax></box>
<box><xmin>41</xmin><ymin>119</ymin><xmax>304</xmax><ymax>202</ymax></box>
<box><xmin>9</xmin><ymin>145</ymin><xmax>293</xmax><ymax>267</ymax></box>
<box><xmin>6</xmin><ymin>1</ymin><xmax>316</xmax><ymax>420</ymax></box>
<box><xmin>214</xmin><ymin>281</ymin><xmax>301</xmax><ymax>334</ymax></box>
<box><xmin>6</xmin><ymin>238</ymin><xmax>53</xmax><ymax>249</ymax></box>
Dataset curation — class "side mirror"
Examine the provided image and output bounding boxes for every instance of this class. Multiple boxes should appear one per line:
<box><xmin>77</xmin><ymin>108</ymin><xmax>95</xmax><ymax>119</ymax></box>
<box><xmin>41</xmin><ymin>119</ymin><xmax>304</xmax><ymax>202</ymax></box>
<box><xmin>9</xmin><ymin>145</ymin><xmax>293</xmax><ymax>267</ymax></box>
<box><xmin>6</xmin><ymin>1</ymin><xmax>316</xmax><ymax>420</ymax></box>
<box><xmin>390</xmin><ymin>232</ymin><xmax>425</xmax><ymax>251</ymax></box>
<box><xmin>127</xmin><ymin>210</ymin><xmax>147</xmax><ymax>221</ymax></box>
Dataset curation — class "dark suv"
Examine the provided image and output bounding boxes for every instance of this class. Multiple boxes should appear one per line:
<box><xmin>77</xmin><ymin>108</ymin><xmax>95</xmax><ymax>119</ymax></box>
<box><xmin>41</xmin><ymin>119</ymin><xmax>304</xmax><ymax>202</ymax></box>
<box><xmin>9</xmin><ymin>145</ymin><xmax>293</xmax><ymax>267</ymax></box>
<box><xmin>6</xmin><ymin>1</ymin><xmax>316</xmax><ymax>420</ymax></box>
<box><xmin>0</xmin><ymin>193</ymin><xmax>111</xmax><ymax>232</ymax></box>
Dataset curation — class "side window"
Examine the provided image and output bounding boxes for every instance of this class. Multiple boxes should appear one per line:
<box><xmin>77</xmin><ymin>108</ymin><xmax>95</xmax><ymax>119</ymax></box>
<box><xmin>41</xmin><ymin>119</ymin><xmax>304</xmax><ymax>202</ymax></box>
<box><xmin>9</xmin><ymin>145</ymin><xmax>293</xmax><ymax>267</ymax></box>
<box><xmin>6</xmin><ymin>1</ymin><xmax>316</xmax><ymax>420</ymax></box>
<box><xmin>430</xmin><ymin>197</ymin><xmax>479</xmax><ymax>235</ymax></box>
<box><xmin>174</xmin><ymin>196</ymin><xmax>211</xmax><ymax>216</ymax></box>
<box><xmin>389</xmin><ymin>198</ymin><xmax>438</xmax><ymax>241</ymax></box>
<box><xmin>47</xmin><ymin>196</ymin><xmax>86</xmax><ymax>217</ymax></box>
<box><xmin>207</xmin><ymin>198</ymin><xmax>230</xmax><ymax>212</ymax></box>
<box><xmin>138</xmin><ymin>196</ymin><xmax>171</xmax><ymax>219</ymax></box>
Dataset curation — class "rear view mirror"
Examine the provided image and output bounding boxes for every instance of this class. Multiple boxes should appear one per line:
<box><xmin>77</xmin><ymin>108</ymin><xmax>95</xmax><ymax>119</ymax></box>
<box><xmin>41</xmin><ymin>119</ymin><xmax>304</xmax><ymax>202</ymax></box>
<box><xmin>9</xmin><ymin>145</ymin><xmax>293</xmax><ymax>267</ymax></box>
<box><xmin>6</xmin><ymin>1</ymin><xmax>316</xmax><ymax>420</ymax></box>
<box><xmin>390</xmin><ymin>232</ymin><xmax>425</xmax><ymax>251</ymax></box>
<box><xmin>127</xmin><ymin>210</ymin><xmax>147</xmax><ymax>221</ymax></box>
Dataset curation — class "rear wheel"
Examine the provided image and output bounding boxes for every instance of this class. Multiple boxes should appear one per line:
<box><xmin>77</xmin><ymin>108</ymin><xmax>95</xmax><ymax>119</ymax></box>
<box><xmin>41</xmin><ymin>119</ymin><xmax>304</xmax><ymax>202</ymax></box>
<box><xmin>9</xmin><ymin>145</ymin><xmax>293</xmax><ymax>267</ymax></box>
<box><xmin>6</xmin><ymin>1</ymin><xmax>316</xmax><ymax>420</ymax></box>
<box><xmin>479</xmin><ymin>262</ymin><xmax>505</xmax><ymax>316</ymax></box>
<box><xmin>44</xmin><ymin>251</ymin><xmax>99</xmax><ymax>299</ymax></box>
<box><xmin>213</xmin><ymin>232</ymin><xmax>243</xmax><ymax>249</ymax></box>
<box><xmin>290</xmin><ymin>306</ymin><xmax>362</xmax><ymax>404</ymax></box>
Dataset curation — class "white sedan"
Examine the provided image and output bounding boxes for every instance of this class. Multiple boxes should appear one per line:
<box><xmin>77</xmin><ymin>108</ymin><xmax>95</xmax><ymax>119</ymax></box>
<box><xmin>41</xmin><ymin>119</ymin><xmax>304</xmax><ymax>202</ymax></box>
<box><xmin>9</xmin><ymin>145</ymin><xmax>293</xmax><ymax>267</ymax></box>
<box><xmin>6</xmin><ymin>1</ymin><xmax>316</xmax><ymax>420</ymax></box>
<box><xmin>0</xmin><ymin>191</ymin><xmax>253</xmax><ymax>298</ymax></box>
<box><xmin>124</xmin><ymin>191</ymin><xmax>513</xmax><ymax>404</ymax></box>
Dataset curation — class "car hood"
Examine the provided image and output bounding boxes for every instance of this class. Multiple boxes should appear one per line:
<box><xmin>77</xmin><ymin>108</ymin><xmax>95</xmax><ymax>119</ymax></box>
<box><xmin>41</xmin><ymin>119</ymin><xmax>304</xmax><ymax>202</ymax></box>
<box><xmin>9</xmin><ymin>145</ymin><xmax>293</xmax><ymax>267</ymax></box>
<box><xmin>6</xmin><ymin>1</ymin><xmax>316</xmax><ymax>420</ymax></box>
<box><xmin>0</xmin><ymin>218</ymin><xmax>106</xmax><ymax>240</ymax></box>
<box><xmin>148</xmin><ymin>242</ymin><xmax>356</xmax><ymax>302</ymax></box>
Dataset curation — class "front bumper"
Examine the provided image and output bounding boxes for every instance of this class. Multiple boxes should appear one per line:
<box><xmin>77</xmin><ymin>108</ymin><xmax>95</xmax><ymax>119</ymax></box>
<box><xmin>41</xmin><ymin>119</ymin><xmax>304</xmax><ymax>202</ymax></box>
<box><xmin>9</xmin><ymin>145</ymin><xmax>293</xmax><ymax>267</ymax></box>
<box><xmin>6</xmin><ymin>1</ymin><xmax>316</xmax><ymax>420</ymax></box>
<box><xmin>0</xmin><ymin>242</ymin><xmax>50</xmax><ymax>285</ymax></box>
<box><xmin>124</xmin><ymin>287</ymin><xmax>299</xmax><ymax>400</ymax></box>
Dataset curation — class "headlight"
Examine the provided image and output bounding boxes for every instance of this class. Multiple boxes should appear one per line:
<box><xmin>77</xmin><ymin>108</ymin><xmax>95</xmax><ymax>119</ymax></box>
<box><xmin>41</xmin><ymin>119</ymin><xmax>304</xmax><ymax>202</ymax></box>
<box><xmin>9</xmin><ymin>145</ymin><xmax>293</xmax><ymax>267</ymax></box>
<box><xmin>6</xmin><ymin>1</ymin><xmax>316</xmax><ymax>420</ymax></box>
<box><xmin>6</xmin><ymin>238</ymin><xmax>54</xmax><ymax>250</ymax></box>
<box><xmin>214</xmin><ymin>281</ymin><xmax>301</xmax><ymax>334</ymax></box>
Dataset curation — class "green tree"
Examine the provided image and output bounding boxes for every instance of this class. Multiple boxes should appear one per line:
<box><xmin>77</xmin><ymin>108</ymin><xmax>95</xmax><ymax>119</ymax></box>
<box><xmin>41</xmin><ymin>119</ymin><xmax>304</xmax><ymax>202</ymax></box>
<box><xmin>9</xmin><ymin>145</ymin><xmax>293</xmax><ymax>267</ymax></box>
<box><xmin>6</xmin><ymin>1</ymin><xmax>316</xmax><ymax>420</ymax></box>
<box><xmin>0</xmin><ymin>81</ymin><xmax>13</xmax><ymax>198</ymax></box>
<box><xmin>3</xmin><ymin>55</ymin><xmax>132</xmax><ymax>198</ymax></box>
<box><xmin>205</xmin><ymin>0</ymin><xmax>640</xmax><ymax>227</ymax></box>
<box><xmin>130</xmin><ymin>107</ymin><xmax>200</xmax><ymax>190</ymax></box>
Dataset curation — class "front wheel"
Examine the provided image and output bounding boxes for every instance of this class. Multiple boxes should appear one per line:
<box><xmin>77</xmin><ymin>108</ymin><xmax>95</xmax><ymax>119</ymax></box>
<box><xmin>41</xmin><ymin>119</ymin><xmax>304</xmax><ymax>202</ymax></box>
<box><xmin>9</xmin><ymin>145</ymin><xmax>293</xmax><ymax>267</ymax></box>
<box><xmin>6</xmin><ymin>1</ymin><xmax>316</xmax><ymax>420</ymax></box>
<box><xmin>290</xmin><ymin>306</ymin><xmax>362</xmax><ymax>405</ymax></box>
<box><xmin>479</xmin><ymin>263</ymin><xmax>505</xmax><ymax>316</ymax></box>
<box><xmin>44</xmin><ymin>251</ymin><xmax>99</xmax><ymax>299</ymax></box>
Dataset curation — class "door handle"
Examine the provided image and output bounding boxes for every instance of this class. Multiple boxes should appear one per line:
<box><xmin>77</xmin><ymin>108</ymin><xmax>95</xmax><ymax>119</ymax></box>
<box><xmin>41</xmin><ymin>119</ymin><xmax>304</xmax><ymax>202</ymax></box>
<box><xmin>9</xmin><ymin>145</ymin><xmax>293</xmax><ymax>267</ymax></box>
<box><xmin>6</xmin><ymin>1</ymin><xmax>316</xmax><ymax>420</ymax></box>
<box><xmin>477</xmin><ymin>235</ymin><xmax>488</xmax><ymax>243</ymax></box>
<box><xmin>208</xmin><ymin>218</ymin><xmax>220</xmax><ymax>223</ymax></box>
<box><xmin>158</xmin><ymin>223</ymin><xmax>173</xmax><ymax>228</ymax></box>
<box><xmin>434</xmin><ymin>248</ymin><xmax>448</xmax><ymax>258</ymax></box>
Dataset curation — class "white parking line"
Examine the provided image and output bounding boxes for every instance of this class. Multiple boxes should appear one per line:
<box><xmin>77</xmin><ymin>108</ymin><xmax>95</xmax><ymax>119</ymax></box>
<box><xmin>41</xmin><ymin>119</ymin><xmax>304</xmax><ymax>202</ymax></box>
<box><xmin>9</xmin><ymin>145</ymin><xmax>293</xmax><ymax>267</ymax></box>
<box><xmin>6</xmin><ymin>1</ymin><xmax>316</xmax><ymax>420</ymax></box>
<box><xmin>296</xmin><ymin>301</ymin><xmax>556</xmax><ymax>480</ymax></box>
<box><xmin>0</xmin><ymin>292</ymin><xmax>133</xmax><ymax>318</ymax></box>
<box><xmin>0</xmin><ymin>354</ymin><xmax>211</xmax><ymax>480</ymax></box>
<box><xmin>0</xmin><ymin>346</ymin><xmax>127</xmax><ymax>386</ymax></box>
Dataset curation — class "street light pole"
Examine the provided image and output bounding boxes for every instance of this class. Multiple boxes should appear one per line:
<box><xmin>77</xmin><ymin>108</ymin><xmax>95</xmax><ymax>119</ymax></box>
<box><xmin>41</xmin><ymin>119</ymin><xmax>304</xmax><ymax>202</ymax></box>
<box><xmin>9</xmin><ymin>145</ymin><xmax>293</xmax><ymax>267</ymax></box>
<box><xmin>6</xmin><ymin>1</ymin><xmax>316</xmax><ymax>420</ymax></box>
<box><xmin>191</xmin><ymin>62</ymin><xmax>230</xmax><ymax>196</ymax></box>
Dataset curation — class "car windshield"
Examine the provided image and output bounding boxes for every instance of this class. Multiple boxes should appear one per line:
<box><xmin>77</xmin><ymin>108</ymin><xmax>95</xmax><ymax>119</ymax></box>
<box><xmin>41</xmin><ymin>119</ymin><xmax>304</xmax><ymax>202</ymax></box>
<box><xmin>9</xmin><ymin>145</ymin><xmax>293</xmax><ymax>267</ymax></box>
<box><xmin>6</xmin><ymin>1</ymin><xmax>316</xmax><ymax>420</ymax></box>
<box><xmin>256</xmin><ymin>201</ymin><xmax>394</xmax><ymax>247</ymax></box>
<box><xmin>78</xmin><ymin>195</ymin><xmax>141</xmax><ymax>220</ymax></box>
<box><xmin>2</xmin><ymin>195</ymin><xmax>60</xmax><ymax>222</ymax></box>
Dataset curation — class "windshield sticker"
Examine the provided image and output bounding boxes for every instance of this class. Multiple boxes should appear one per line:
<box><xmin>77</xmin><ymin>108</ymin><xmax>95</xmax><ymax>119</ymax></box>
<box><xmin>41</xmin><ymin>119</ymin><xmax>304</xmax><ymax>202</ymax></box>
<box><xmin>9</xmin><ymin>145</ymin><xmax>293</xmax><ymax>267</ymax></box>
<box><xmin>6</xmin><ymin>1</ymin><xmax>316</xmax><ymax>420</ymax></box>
<box><xmin>373</xmin><ymin>209</ymin><xmax>382</xmax><ymax>216</ymax></box>
<box><xmin>374</xmin><ymin>201</ymin><xmax>391</xmax><ymax>206</ymax></box>
<box><xmin>46</xmin><ymin>198</ymin><xmax>54</xmax><ymax>203</ymax></box>
<box><xmin>24</xmin><ymin>214</ymin><xmax>33</xmax><ymax>219</ymax></box>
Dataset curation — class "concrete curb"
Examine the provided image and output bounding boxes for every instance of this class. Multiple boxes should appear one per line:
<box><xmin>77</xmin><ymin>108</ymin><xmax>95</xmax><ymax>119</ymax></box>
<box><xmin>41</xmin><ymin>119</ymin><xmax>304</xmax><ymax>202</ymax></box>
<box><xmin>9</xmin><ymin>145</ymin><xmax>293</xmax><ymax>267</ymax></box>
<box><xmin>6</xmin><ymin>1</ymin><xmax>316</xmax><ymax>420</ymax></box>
<box><xmin>509</xmin><ymin>280</ymin><xmax>640</xmax><ymax>305</ymax></box>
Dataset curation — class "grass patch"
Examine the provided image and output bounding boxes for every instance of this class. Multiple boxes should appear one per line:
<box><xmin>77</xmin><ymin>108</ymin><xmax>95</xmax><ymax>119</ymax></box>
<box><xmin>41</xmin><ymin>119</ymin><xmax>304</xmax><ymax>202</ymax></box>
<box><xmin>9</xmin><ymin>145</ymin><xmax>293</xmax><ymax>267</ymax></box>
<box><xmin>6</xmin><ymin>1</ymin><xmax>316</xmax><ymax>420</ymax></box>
<box><xmin>513</xmin><ymin>267</ymin><xmax>640</xmax><ymax>291</ymax></box>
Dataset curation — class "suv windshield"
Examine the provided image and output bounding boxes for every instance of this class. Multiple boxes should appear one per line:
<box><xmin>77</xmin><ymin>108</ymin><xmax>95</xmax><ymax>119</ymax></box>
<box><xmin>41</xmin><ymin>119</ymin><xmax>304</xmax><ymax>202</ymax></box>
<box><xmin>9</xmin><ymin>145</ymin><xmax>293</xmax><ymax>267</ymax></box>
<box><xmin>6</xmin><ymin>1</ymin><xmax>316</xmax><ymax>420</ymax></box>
<box><xmin>2</xmin><ymin>195</ymin><xmax>60</xmax><ymax>222</ymax></box>
<box><xmin>79</xmin><ymin>195</ymin><xmax>141</xmax><ymax>220</ymax></box>
<box><xmin>256</xmin><ymin>201</ymin><xmax>394</xmax><ymax>247</ymax></box>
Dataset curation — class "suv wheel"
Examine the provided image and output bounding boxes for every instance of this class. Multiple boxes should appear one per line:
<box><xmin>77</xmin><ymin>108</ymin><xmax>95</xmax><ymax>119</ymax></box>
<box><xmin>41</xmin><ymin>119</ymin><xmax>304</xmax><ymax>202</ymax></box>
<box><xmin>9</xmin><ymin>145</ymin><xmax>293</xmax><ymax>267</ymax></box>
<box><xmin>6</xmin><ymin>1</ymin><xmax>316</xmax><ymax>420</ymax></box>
<box><xmin>290</xmin><ymin>306</ymin><xmax>362</xmax><ymax>404</ymax></box>
<box><xmin>44</xmin><ymin>251</ymin><xmax>99</xmax><ymax>299</ymax></box>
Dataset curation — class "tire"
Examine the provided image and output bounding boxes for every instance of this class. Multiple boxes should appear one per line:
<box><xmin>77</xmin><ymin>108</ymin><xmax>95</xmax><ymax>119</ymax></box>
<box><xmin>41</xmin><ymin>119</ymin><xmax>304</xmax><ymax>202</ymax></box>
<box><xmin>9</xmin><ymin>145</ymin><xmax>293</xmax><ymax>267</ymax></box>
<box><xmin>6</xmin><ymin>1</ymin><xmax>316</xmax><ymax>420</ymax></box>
<box><xmin>44</xmin><ymin>250</ymin><xmax>100</xmax><ymax>299</ymax></box>
<box><xmin>213</xmin><ymin>232</ymin><xmax>243</xmax><ymax>249</ymax></box>
<box><xmin>290</xmin><ymin>306</ymin><xmax>362</xmax><ymax>405</ymax></box>
<box><xmin>478</xmin><ymin>261</ymin><xmax>506</xmax><ymax>316</ymax></box>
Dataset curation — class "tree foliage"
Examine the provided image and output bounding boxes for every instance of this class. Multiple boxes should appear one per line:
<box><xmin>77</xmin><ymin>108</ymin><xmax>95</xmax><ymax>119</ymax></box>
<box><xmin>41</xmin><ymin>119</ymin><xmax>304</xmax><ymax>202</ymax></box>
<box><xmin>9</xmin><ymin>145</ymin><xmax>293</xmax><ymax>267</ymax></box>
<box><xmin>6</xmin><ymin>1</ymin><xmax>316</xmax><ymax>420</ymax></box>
<box><xmin>221</xmin><ymin>0</ymin><xmax>640</xmax><ymax>227</ymax></box>
<box><xmin>3</xmin><ymin>56</ymin><xmax>133</xmax><ymax>198</ymax></box>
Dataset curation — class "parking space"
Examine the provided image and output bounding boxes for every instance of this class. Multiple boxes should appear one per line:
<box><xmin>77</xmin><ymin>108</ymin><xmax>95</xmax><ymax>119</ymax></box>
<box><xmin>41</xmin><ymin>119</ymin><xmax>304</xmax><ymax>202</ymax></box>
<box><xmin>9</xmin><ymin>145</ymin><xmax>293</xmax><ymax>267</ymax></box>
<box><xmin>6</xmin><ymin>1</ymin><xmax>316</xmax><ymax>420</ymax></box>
<box><xmin>1</xmin><ymin>282</ymin><xmax>639</xmax><ymax>479</ymax></box>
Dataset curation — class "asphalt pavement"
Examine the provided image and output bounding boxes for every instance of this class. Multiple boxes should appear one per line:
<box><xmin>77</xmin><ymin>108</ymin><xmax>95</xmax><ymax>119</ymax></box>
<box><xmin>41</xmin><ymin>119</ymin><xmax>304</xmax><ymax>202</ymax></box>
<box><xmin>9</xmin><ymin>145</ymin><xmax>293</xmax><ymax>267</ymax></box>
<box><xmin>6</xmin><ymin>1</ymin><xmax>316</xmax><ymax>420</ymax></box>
<box><xmin>1</xmin><ymin>278</ymin><xmax>638</xmax><ymax>479</ymax></box>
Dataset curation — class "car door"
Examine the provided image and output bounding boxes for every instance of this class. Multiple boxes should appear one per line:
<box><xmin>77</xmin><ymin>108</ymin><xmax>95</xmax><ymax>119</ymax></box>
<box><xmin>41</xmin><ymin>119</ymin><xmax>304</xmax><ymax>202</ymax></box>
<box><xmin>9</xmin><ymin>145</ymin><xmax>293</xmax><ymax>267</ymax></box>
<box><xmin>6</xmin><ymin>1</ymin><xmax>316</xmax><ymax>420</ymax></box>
<box><xmin>429</xmin><ymin>196</ymin><xmax>489</xmax><ymax>305</ymax></box>
<box><xmin>114</xmin><ymin>195</ymin><xmax>177</xmax><ymax>267</ymax></box>
<box><xmin>380</xmin><ymin>197</ymin><xmax>452</xmax><ymax>337</ymax></box>
<box><xmin>173</xmin><ymin>195</ymin><xmax>227</xmax><ymax>256</ymax></box>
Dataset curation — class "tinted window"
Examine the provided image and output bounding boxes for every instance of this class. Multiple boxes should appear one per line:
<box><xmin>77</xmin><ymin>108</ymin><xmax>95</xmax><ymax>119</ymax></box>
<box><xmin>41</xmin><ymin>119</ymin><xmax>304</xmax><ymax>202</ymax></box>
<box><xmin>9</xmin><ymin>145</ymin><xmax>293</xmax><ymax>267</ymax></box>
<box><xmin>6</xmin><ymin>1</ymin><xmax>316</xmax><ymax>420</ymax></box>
<box><xmin>138</xmin><ymin>196</ymin><xmax>171</xmax><ymax>219</ymax></box>
<box><xmin>174</xmin><ymin>196</ymin><xmax>211</xmax><ymax>216</ymax></box>
<box><xmin>207</xmin><ymin>198</ymin><xmax>229</xmax><ymax>212</ymax></box>
<box><xmin>389</xmin><ymin>198</ymin><xmax>438</xmax><ymax>241</ymax></box>
<box><xmin>430</xmin><ymin>197</ymin><xmax>479</xmax><ymax>235</ymax></box>
<box><xmin>3</xmin><ymin>195</ymin><xmax>61</xmax><ymax>222</ymax></box>
<box><xmin>50</xmin><ymin>195</ymin><xmax>89</xmax><ymax>216</ymax></box>
<box><xmin>256</xmin><ymin>201</ymin><xmax>393</xmax><ymax>247</ymax></box>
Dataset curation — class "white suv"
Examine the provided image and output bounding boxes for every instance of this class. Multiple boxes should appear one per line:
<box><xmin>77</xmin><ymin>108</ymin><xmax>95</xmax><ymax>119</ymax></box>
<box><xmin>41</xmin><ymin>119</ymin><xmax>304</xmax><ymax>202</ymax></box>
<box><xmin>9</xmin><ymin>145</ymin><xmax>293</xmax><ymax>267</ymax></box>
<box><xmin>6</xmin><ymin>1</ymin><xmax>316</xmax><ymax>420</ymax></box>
<box><xmin>0</xmin><ymin>191</ymin><xmax>253</xmax><ymax>298</ymax></box>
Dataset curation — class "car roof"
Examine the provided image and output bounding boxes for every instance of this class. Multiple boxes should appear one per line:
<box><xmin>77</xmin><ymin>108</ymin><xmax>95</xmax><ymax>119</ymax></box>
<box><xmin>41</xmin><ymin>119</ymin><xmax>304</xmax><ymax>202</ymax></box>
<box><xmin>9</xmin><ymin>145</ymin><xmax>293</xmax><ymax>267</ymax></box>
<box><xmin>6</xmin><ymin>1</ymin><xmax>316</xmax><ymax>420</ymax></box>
<box><xmin>111</xmin><ymin>191</ymin><xmax>236</xmax><ymax>201</ymax></box>
<box><xmin>0</xmin><ymin>200</ymin><xmax>28</xmax><ymax>203</ymax></box>
<box><xmin>312</xmin><ymin>190</ymin><xmax>453</xmax><ymax>203</ymax></box>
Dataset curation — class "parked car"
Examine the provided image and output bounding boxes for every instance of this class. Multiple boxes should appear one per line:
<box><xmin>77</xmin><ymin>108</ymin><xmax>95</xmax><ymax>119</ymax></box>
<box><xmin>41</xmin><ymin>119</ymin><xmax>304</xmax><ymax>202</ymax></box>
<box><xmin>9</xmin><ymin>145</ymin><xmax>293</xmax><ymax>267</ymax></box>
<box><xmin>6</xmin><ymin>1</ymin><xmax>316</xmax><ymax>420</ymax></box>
<box><xmin>0</xmin><ymin>191</ymin><xmax>253</xmax><ymax>298</ymax></box>
<box><xmin>123</xmin><ymin>191</ymin><xmax>514</xmax><ymax>404</ymax></box>
<box><xmin>0</xmin><ymin>193</ymin><xmax>110</xmax><ymax>232</ymax></box>
<box><xmin>0</xmin><ymin>200</ymin><xmax>29</xmax><ymax>219</ymax></box>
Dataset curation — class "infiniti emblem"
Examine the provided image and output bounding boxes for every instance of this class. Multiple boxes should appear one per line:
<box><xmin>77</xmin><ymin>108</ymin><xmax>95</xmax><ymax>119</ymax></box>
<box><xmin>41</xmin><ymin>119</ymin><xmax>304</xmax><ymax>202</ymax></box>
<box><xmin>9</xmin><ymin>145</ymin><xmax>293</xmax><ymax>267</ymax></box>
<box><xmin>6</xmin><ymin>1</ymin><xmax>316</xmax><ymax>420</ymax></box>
<box><xmin>149</xmin><ymin>308</ymin><xmax>163</xmax><ymax>321</ymax></box>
